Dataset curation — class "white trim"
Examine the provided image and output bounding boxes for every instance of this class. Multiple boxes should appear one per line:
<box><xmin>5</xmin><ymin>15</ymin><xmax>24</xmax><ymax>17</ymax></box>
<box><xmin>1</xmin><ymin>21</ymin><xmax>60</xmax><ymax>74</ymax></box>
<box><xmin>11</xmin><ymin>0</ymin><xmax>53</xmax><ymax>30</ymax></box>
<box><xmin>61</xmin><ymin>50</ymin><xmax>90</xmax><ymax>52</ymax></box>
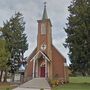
<box><xmin>30</xmin><ymin>50</ymin><xmax>50</xmax><ymax>62</ymax></box>
<box><xmin>36</xmin><ymin>60</ymin><xmax>38</xmax><ymax>77</ymax></box>
<box><xmin>40</xmin><ymin>51</ymin><xmax>50</xmax><ymax>62</ymax></box>
<box><xmin>45</xmin><ymin>58</ymin><xmax>48</xmax><ymax>78</ymax></box>
<box><xmin>48</xmin><ymin>63</ymin><xmax>49</xmax><ymax>77</ymax></box>
<box><xmin>33</xmin><ymin>59</ymin><xmax>35</xmax><ymax>78</ymax></box>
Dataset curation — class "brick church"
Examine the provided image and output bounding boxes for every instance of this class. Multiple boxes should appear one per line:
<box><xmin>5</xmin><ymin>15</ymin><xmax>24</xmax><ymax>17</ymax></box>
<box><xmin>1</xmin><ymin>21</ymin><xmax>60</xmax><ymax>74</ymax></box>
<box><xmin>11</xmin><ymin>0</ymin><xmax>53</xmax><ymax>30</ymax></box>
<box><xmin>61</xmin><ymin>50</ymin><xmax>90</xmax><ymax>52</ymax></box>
<box><xmin>24</xmin><ymin>3</ymin><xmax>69</xmax><ymax>82</ymax></box>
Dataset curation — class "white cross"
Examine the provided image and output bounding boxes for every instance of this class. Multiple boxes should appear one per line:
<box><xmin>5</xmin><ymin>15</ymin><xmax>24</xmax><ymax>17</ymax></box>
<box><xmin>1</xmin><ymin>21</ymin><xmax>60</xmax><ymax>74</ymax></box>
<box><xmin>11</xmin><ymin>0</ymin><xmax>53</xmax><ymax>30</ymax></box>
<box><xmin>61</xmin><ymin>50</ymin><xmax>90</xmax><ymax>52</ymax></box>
<box><xmin>41</xmin><ymin>44</ymin><xmax>46</xmax><ymax>50</ymax></box>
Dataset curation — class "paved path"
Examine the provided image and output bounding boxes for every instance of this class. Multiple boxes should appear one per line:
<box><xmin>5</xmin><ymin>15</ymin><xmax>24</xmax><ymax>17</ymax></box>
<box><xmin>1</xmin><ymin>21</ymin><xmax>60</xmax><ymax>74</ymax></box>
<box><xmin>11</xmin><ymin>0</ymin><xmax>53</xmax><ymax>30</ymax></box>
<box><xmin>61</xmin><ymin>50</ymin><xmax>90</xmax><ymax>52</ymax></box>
<box><xmin>13</xmin><ymin>78</ymin><xmax>51</xmax><ymax>90</ymax></box>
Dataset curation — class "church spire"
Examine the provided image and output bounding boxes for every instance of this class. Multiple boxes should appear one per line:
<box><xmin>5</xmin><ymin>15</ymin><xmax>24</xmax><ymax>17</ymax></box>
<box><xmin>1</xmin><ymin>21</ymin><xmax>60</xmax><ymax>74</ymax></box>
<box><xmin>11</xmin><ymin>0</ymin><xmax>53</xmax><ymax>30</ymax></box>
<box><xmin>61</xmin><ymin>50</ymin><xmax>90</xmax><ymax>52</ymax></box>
<box><xmin>42</xmin><ymin>2</ymin><xmax>48</xmax><ymax>20</ymax></box>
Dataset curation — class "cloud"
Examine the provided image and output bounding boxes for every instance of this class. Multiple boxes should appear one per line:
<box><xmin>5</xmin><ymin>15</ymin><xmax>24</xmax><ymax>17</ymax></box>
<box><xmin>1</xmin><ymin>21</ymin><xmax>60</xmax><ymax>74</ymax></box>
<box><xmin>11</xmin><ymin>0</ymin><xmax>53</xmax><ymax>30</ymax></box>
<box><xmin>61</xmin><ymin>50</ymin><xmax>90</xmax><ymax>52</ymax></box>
<box><xmin>0</xmin><ymin>0</ymin><xmax>72</xmax><ymax>64</ymax></box>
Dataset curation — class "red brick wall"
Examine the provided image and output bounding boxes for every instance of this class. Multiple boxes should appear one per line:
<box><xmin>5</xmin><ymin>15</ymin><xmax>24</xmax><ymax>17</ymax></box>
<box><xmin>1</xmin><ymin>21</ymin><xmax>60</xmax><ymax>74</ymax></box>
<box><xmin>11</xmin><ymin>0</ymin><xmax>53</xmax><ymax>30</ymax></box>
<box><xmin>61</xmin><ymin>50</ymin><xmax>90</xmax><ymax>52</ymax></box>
<box><xmin>52</xmin><ymin>46</ymin><xmax>65</xmax><ymax>80</ymax></box>
<box><xmin>24</xmin><ymin>60</ymin><xmax>33</xmax><ymax>80</ymax></box>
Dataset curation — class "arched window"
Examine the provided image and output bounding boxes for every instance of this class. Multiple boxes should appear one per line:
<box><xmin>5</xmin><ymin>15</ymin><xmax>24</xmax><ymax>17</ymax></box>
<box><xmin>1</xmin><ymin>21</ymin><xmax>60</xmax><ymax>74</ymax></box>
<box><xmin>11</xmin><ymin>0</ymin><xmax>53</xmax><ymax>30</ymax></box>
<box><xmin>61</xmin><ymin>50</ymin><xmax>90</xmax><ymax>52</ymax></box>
<box><xmin>41</xmin><ymin>23</ymin><xmax>46</xmax><ymax>35</ymax></box>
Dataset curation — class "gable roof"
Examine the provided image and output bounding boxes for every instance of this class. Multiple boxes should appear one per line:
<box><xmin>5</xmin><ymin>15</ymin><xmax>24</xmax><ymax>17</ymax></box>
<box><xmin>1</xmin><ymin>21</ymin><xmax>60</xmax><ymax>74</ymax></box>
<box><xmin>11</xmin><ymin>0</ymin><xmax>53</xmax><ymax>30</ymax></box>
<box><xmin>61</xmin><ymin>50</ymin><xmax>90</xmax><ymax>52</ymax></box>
<box><xmin>27</xmin><ymin>45</ymin><xmax>66</xmax><ymax>63</ymax></box>
<box><xmin>30</xmin><ymin>50</ymin><xmax>50</xmax><ymax>62</ymax></box>
<box><xmin>52</xmin><ymin>45</ymin><xmax>66</xmax><ymax>62</ymax></box>
<box><xmin>27</xmin><ymin>47</ymin><xmax>37</xmax><ymax>61</ymax></box>
<box><xmin>27</xmin><ymin>47</ymin><xmax>50</xmax><ymax>62</ymax></box>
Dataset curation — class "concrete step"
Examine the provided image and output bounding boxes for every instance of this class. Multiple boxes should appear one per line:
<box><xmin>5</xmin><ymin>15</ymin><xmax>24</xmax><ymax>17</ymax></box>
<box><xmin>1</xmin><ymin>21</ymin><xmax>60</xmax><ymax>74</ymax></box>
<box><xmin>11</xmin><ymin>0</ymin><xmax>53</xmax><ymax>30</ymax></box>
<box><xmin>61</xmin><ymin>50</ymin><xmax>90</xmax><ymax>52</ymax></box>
<box><xmin>13</xmin><ymin>87</ymin><xmax>50</xmax><ymax>90</ymax></box>
<box><xmin>13</xmin><ymin>78</ymin><xmax>51</xmax><ymax>90</ymax></box>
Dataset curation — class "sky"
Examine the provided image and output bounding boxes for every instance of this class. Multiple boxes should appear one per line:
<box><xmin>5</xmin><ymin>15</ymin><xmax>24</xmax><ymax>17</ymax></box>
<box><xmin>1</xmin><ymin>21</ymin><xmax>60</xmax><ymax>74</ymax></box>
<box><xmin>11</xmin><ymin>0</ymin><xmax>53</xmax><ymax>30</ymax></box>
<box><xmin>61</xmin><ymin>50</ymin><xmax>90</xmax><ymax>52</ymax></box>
<box><xmin>0</xmin><ymin>0</ymin><xmax>72</xmax><ymax>65</ymax></box>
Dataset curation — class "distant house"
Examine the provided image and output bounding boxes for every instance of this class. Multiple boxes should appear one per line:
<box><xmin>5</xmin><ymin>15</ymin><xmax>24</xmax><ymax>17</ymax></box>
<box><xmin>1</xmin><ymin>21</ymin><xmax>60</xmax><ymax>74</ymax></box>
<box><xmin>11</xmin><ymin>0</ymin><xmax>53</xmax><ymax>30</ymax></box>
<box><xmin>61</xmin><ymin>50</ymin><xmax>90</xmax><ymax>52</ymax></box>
<box><xmin>24</xmin><ymin>4</ymin><xmax>69</xmax><ymax>82</ymax></box>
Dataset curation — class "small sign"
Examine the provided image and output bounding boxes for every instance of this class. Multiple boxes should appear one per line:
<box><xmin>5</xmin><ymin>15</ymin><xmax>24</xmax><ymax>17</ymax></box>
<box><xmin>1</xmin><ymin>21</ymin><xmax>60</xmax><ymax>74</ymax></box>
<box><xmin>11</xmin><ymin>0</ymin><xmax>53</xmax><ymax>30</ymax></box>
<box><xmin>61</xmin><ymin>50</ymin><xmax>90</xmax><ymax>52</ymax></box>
<box><xmin>14</xmin><ymin>74</ymin><xmax>20</xmax><ymax>81</ymax></box>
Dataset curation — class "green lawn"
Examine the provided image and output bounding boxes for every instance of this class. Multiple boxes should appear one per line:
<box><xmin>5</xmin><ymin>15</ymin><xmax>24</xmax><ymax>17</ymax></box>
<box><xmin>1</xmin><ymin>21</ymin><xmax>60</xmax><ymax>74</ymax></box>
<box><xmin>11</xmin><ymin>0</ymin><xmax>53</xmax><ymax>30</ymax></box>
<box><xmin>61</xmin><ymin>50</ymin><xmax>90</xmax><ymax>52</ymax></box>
<box><xmin>52</xmin><ymin>77</ymin><xmax>90</xmax><ymax>90</ymax></box>
<box><xmin>0</xmin><ymin>77</ymin><xmax>90</xmax><ymax>90</ymax></box>
<box><xmin>0</xmin><ymin>83</ymin><xmax>15</xmax><ymax>90</ymax></box>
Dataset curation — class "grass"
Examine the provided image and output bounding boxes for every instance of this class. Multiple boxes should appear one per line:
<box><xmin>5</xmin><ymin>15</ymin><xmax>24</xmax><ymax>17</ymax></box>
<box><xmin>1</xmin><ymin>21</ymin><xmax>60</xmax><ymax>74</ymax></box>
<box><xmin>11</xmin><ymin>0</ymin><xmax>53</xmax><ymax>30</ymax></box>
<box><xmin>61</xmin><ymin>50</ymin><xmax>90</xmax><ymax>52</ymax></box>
<box><xmin>70</xmin><ymin>76</ymin><xmax>90</xmax><ymax>83</ymax></box>
<box><xmin>0</xmin><ymin>83</ymin><xmax>11</xmax><ymax>90</ymax></box>
<box><xmin>0</xmin><ymin>82</ymin><xmax>16</xmax><ymax>90</ymax></box>
<box><xmin>52</xmin><ymin>77</ymin><xmax>90</xmax><ymax>90</ymax></box>
<box><xmin>0</xmin><ymin>77</ymin><xmax>90</xmax><ymax>90</ymax></box>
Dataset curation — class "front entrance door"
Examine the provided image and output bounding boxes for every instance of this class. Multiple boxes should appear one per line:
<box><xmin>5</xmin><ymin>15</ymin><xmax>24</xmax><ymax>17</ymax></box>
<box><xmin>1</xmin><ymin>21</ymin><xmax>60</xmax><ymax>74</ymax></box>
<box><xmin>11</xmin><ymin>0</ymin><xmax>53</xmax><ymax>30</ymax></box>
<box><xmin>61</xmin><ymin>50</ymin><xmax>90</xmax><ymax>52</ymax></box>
<box><xmin>40</xmin><ymin>66</ymin><xmax>45</xmax><ymax>77</ymax></box>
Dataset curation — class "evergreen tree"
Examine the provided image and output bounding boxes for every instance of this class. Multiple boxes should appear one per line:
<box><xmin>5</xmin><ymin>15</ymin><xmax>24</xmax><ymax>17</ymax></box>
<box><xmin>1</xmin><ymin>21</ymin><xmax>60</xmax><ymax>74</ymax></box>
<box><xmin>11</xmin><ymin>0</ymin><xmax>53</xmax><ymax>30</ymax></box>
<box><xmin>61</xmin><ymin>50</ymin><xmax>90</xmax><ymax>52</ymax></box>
<box><xmin>64</xmin><ymin>0</ymin><xmax>90</xmax><ymax>75</ymax></box>
<box><xmin>2</xmin><ymin>12</ymin><xmax>28</xmax><ymax>75</ymax></box>
<box><xmin>0</xmin><ymin>38</ymin><xmax>10</xmax><ymax>82</ymax></box>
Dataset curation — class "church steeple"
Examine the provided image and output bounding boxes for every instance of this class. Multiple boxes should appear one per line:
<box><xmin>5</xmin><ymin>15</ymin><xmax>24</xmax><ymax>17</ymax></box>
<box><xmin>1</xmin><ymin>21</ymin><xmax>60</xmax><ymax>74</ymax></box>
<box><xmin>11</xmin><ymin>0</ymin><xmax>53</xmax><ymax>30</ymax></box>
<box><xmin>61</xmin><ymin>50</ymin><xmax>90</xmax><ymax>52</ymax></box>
<box><xmin>42</xmin><ymin>2</ymin><xmax>48</xmax><ymax>20</ymax></box>
<box><xmin>37</xmin><ymin>2</ymin><xmax>52</xmax><ymax>52</ymax></box>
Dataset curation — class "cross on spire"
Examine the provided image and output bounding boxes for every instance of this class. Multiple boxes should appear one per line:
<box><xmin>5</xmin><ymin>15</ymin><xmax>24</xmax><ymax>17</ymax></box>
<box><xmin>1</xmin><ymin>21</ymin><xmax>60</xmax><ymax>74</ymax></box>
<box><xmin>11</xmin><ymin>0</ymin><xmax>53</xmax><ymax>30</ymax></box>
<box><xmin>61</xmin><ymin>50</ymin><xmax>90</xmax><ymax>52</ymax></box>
<box><xmin>44</xmin><ymin>2</ymin><xmax>47</xmax><ymax>8</ymax></box>
<box><xmin>42</xmin><ymin>2</ymin><xmax>48</xmax><ymax>20</ymax></box>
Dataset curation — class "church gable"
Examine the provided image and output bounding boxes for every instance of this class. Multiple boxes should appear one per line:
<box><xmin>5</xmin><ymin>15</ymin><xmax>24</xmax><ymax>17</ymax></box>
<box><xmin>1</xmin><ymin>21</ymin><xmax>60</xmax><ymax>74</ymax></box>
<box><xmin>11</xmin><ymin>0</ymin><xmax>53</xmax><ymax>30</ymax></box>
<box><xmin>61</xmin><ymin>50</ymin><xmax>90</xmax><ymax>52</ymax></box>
<box><xmin>30</xmin><ymin>50</ymin><xmax>51</xmax><ymax>62</ymax></box>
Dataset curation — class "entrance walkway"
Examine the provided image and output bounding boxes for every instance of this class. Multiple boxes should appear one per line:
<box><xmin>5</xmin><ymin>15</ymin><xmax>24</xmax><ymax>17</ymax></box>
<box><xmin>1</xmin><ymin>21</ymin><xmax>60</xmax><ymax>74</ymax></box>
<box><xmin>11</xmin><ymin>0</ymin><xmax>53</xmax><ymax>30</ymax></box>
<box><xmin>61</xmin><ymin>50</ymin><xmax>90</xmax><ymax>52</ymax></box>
<box><xmin>13</xmin><ymin>78</ymin><xmax>51</xmax><ymax>90</ymax></box>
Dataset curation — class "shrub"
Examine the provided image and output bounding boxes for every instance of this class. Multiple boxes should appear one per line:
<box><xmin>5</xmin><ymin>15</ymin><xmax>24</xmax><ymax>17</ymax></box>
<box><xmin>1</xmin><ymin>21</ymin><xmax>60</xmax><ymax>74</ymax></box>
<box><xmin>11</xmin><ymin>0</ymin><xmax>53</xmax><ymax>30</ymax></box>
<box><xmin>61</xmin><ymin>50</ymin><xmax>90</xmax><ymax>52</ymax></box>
<box><xmin>49</xmin><ymin>79</ymin><xmax>60</xmax><ymax>87</ymax></box>
<box><xmin>6</xmin><ymin>88</ymin><xmax>10</xmax><ymax>90</ymax></box>
<box><xmin>40</xmin><ymin>88</ymin><xmax>44</xmax><ymax>90</ymax></box>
